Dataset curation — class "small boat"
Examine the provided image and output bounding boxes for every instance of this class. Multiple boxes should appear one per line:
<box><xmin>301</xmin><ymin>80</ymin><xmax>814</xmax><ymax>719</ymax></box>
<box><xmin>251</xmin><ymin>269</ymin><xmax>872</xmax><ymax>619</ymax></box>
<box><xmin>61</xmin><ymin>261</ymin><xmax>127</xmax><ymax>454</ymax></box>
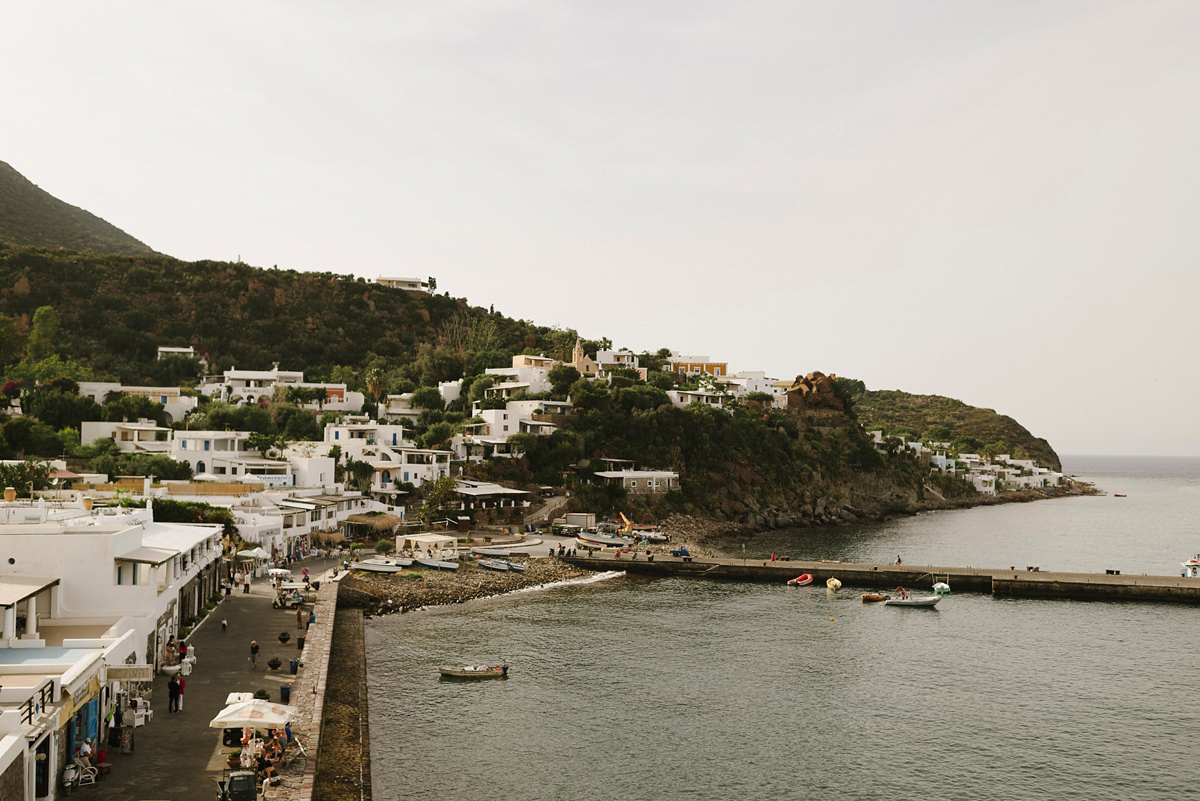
<box><xmin>574</xmin><ymin>537</ymin><xmax>623</xmax><ymax>553</ymax></box>
<box><xmin>861</xmin><ymin>593</ymin><xmax>889</xmax><ymax>603</ymax></box>
<box><xmin>477</xmin><ymin>558</ymin><xmax>510</xmax><ymax>572</ymax></box>
<box><xmin>932</xmin><ymin>581</ymin><xmax>951</xmax><ymax>595</ymax></box>
<box><xmin>826</xmin><ymin>577</ymin><xmax>842</xmax><ymax>591</ymax></box>
<box><xmin>1114</xmin><ymin>494</ymin><xmax>1126</xmax><ymax>497</ymax></box>
<box><xmin>355</xmin><ymin>557</ymin><xmax>413</xmax><ymax>573</ymax></box>
<box><xmin>416</xmin><ymin>558</ymin><xmax>459</xmax><ymax>571</ymax></box>
<box><xmin>471</xmin><ymin>547</ymin><xmax>513</xmax><ymax>557</ymax></box>
<box><xmin>787</xmin><ymin>574</ymin><xmax>813</xmax><ymax>586</ymax></box>
<box><xmin>576</xmin><ymin>533</ymin><xmax>632</xmax><ymax>548</ymax></box>
<box><xmin>885</xmin><ymin>596</ymin><xmax>940</xmax><ymax>607</ymax></box>
<box><xmin>505</xmin><ymin>561</ymin><xmax>527</xmax><ymax>573</ymax></box>
<box><xmin>1182</xmin><ymin>554</ymin><xmax>1200</xmax><ymax>579</ymax></box>
<box><xmin>438</xmin><ymin>664</ymin><xmax>509</xmax><ymax>679</ymax></box>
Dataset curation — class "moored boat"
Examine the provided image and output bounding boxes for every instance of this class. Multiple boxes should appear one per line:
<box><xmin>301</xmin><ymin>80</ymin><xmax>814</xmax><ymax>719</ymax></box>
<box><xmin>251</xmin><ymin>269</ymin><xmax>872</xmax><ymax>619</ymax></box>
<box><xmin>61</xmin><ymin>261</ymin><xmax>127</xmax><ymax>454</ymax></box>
<box><xmin>438</xmin><ymin>664</ymin><xmax>509</xmax><ymax>679</ymax></box>
<box><xmin>861</xmin><ymin>593</ymin><xmax>889</xmax><ymax>603</ymax></box>
<box><xmin>416</xmin><ymin>558</ymin><xmax>459</xmax><ymax>571</ymax></box>
<box><xmin>826</xmin><ymin>577</ymin><xmax>842</xmax><ymax>591</ymax></box>
<box><xmin>787</xmin><ymin>574</ymin><xmax>813</xmax><ymax>586</ymax></box>
<box><xmin>471</xmin><ymin>547</ymin><xmax>513</xmax><ymax>557</ymax></box>
<box><xmin>505</xmin><ymin>561</ymin><xmax>527</xmax><ymax>573</ymax></box>
<box><xmin>477</xmin><ymin>558</ymin><xmax>510</xmax><ymax>572</ymax></box>
<box><xmin>577</xmin><ymin>533</ymin><xmax>632</xmax><ymax>548</ymax></box>
<box><xmin>885</xmin><ymin>595</ymin><xmax>940</xmax><ymax>607</ymax></box>
<box><xmin>1182</xmin><ymin>554</ymin><xmax>1200</xmax><ymax>578</ymax></box>
<box><xmin>355</xmin><ymin>557</ymin><xmax>413</xmax><ymax>573</ymax></box>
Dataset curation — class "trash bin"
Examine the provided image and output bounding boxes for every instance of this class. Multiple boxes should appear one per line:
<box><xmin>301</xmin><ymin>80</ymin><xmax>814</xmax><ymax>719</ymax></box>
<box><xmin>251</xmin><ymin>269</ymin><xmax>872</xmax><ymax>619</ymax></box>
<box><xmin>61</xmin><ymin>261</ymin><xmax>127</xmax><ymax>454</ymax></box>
<box><xmin>289</xmin><ymin>659</ymin><xmax>298</xmax><ymax>675</ymax></box>
<box><xmin>280</xmin><ymin>685</ymin><xmax>291</xmax><ymax>704</ymax></box>
<box><xmin>297</xmin><ymin>636</ymin><xmax>305</xmax><ymax>650</ymax></box>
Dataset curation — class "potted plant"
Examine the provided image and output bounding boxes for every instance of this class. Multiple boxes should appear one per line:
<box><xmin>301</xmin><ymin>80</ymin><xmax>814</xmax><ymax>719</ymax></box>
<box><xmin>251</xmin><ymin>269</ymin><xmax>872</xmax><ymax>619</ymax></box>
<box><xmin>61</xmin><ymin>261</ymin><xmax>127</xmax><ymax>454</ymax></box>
<box><xmin>254</xmin><ymin>689</ymin><xmax>271</xmax><ymax>700</ymax></box>
<box><xmin>227</xmin><ymin>749</ymin><xmax>242</xmax><ymax>768</ymax></box>
<box><xmin>267</xmin><ymin>656</ymin><xmax>282</xmax><ymax>671</ymax></box>
<box><xmin>278</xmin><ymin>631</ymin><xmax>291</xmax><ymax>644</ymax></box>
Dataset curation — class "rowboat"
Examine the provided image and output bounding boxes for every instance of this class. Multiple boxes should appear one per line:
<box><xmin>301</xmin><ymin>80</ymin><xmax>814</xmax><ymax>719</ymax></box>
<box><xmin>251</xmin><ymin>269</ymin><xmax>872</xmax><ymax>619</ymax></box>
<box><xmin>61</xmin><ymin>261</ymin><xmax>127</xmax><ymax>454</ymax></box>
<box><xmin>826</xmin><ymin>577</ymin><xmax>842</xmax><ymax>591</ymax></box>
<box><xmin>416</xmin><ymin>558</ymin><xmax>459</xmax><ymax>571</ymax></box>
<box><xmin>477</xmin><ymin>558</ymin><xmax>510</xmax><ymax>572</ymax></box>
<box><xmin>438</xmin><ymin>664</ymin><xmax>509</xmax><ymax>679</ymax></box>
<box><xmin>885</xmin><ymin>596</ymin><xmax>940</xmax><ymax>607</ymax></box>
<box><xmin>505</xmin><ymin>561</ymin><xmax>528</xmax><ymax>573</ymax></box>
<box><xmin>574</xmin><ymin>537</ymin><xmax>623</xmax><ymax>552</ymax></box>
<box><xmin>861</xmin><ymin>593</ymin><xmax>889</xmax><ymax>603</ymax></box>
<box><xmin>787</xmin><ymin>574</ymin><xmax>813</xmax><ymax>586</ymax></box>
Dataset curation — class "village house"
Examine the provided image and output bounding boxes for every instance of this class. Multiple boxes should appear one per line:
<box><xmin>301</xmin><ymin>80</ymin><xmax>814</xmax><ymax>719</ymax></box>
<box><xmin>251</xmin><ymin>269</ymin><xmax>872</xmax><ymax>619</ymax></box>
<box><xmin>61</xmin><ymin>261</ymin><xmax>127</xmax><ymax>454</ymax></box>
<box><xmin>80</xmin><ymin>419</ymin><xmax>172</xmax><ymax>454</ymax></box>
<box><xmin>171</xmin><ymin>430</ymin><xmax>293</xmax><ymax>487</ymax></box>
<box><xmin>592</xmin><ymin>469</ymin><xmax>680</xmax><ymax>495</ymax></box>
<box><xmin>323</xmin><ymin>419</ymin><xmax>452</xmax><ymax>501</ymax></box>
<box><xmin>77</xmin><ymin>382</ymin><xmax>199</xmax><ymax>425</ymax></box>
<box><xmin>199</xmin><ymin>365</ymin><xmax>363</xmax><ymax>413</ymax></box>
<box><xmin>375</xmin><ymin>276</ymin><xmax>431</xmax><ymax>293</ymax></box>
<box><xmin>664</xmin><ymin>353</ymin><xmax>728</xmax><ymax>377</ymax></box>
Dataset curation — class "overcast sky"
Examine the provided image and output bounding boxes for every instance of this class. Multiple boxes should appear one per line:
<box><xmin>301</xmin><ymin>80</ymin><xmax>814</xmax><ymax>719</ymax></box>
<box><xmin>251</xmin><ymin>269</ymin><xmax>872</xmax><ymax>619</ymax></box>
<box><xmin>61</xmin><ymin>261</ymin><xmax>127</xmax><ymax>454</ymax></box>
<box><xmin>3</xmin><ymin>1</ymin><xmax>1198</xmax><ymax>457</ymax></box>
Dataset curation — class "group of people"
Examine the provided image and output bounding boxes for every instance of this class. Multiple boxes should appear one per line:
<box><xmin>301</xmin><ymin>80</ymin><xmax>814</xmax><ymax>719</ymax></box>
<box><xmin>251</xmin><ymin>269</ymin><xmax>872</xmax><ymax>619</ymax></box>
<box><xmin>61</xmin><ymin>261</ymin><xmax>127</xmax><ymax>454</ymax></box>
<box><xmin>551</xmin><ymin>544</ymin><xmax>578</xmax><ymax>557</ymax></box>
<box><xmin>240</xmin><ymin>724</ymin><xmax>294</xmax><ymax>788</ymax></box>
<box><xmin>167</xmin><ymin>672</ymin><xmax>186</xmax><ymax>712</ymax></box>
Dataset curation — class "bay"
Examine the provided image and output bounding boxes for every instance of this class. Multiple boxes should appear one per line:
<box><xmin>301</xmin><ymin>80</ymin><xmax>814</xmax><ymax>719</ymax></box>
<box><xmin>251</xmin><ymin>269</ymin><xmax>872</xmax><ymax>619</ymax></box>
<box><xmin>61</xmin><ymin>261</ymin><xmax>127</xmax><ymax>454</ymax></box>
<box><xmin>367</xmin><ymin>456</ymin><xmax>1200</xmax><ymax>800</ymax></box>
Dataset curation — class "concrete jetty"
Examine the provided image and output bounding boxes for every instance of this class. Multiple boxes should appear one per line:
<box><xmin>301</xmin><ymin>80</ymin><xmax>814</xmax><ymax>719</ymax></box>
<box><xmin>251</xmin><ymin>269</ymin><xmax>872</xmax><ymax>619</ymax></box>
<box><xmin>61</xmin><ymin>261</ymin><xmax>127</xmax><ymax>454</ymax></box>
<box><xmin>562</xmin><ymin>553</ymin><xmax>1200</xmax><ymax>604</ymax></box>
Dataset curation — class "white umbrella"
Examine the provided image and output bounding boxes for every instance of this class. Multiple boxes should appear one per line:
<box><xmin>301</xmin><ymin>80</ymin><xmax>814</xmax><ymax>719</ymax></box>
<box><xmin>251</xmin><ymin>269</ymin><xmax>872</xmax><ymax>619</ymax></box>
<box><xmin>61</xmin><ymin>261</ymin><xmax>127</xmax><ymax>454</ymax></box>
<box><xmin>250</xmin><ymin>547</ymin><xmax>270</xmax><ymax>559</ymax></box>
<box><xmin>208</xmin><ymin>700</ymin><xmax>296</xmax><ymax>729</ymax></box>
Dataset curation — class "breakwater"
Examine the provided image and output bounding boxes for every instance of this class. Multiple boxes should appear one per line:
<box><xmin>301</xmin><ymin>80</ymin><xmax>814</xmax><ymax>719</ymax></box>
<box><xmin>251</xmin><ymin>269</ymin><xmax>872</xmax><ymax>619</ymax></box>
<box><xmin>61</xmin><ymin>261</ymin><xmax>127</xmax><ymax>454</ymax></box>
<box><xmin>564</xmin><ymin>553</ymin><xmax>1200</xmax><ymax>604</ymax></box>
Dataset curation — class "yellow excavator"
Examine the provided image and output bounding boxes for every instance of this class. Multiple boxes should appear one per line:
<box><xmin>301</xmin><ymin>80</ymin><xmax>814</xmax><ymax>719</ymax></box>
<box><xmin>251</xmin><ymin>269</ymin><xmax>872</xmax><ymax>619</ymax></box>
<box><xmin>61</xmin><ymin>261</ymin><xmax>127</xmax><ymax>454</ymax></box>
<box><xmin>619</xmin><ymin>512</ymin><xmax>635</xmax><ymax>536</ymax></box>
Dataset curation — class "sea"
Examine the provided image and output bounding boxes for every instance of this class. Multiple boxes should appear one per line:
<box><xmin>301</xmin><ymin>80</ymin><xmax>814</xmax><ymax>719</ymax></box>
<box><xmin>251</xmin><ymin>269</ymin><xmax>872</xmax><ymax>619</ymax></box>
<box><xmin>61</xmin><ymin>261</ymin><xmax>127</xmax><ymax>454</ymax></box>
<box><xmin>366</xmin><ymin>456</ymin><xmax>1200</xmax><ymax>801</ymax></box>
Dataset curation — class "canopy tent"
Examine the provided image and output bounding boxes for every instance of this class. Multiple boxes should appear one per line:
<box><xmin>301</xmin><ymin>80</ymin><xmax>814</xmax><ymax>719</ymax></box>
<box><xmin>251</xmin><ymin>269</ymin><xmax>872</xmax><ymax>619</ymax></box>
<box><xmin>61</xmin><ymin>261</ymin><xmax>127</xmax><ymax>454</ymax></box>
<box><xmin>235</xmin><ymin>547</ymin><xmax>271</xmax><ymax>560</ymax></box>
<box><xmin>209</xmin><ymin>700</ymin><xmax>296</xmax><ymax>729</ymax></box>
<box><xmin>396</xmin><ymin>532</ymin><xmax>457</xmax><ymax>556</ymax></box>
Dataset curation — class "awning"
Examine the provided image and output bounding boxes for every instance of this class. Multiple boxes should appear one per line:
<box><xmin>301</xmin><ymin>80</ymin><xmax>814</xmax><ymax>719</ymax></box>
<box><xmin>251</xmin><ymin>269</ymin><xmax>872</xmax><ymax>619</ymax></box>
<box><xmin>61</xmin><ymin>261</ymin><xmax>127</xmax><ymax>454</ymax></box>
<box><xmin>0</xmin><ymin>575</ymin><xmax>59</xmax><ymax>608</ymax></box>
<box><xmin>116</xmin><ymin>547</ymin><xmax>177</xmax><ymax>566</ymax></box>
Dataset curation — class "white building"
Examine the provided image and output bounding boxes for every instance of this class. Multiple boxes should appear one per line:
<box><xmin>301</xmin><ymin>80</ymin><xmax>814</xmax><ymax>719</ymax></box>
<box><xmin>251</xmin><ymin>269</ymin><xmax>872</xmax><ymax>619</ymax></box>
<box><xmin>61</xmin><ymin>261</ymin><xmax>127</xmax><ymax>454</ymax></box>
<box><xmin>376</xmin><ymin>276</ymin><xmax>431</xmax><ymax>293</ymax></box>
<box><xmin>171</xmin><ymin>430</ymin><xmax>293</xmax><ymax>487</ymax></box>
<box><xmin>80</xmin><ymin>419</ymin><xmax>172</xmax><ymax>454</ymax></box>
<box><xmin>78</xmin><ymin>382</ymin><xmax>199</xmax><ymax>425</ymax></box>
<box><xmin>199</xmin><ymin>366</ymin><xmax>363</xmax><ymax>412</ymax></box>
<box><xmin>323</xmin><ymin>420</ymin><xmax>452</xmax><ymax>499</ymax></box>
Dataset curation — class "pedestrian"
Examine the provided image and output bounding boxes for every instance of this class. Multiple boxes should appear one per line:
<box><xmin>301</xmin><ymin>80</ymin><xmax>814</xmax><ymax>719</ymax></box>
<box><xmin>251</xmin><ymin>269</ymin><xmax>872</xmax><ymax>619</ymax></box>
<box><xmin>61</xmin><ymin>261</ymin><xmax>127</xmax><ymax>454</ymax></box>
<box><xmin>250</xmin><ymin>640</ymin><xmax>260</xmax><ymax>669</ymax></box>
<box><xmin>167</xmin><ymin>674</ymin><xmax>180</xmax><ymax>712</ymax></box>
<box><xmin>896</xmin><ymin>555</ymin><xmax>902</xmax><ymax>565</ymax></box>
<box><xmin>224</xmin><ymin>581</ymin><xmax>232</xmax><ymax>599</ymax></box>
<box><xmin>221</xmin><ymin>617</ymin><xmax>228</xmax><ymax>632</ymax></box>
<box><xmin>297</xmin><ymin>605</ymin><xmax>305</xmax><ymax>630</ymax></box>
<box><xmin>177</xmin><ymin>675</ymin><xmax>186</xmax><ymax>711</ymax></box>
<box><xmin>243</xmin><ymin>577</ymin><xmax>250</xmax><ymax>594</ymax></box>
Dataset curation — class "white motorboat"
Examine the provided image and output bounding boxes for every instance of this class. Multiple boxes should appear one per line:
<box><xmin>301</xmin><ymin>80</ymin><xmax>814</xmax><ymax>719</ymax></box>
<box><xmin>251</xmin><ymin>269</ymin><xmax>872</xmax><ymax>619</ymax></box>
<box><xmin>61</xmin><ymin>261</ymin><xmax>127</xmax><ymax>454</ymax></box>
<box><xmin>1182</xmin><ymin>554</ymin><xmax>1200</xmax><ymax>579</ymax></box>
<box><xmin>885</xmin><ymin>595</ymin><xmax>940</xmax><ymax>607</ymax></box>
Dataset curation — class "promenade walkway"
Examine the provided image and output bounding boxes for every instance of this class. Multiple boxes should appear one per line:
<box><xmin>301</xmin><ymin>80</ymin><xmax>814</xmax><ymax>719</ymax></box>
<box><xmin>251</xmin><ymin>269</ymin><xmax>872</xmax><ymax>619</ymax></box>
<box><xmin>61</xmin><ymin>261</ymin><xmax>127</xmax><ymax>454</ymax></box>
<box><xmin>88</xmin><ymin>555</ymin><xmax>341</xmax><ymax>801</ymax></box>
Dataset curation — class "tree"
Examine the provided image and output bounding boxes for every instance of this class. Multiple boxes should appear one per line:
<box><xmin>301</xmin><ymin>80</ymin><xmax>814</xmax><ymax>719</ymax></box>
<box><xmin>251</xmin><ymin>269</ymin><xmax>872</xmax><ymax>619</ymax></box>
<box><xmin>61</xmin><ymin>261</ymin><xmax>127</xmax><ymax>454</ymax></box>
<box><xmin>344</xmin><ymin>457</ymin><xmax>376</xmax><ymax>494</ymax></box>
<box><xmin>428</xmin><ymin>276</ymin><xmax>437</xmax><ymax>292</ymax></box>
<box><xmin>419</xmin><ymin>474</ymin><xmax>457</xmax><ymax>523</ymax></box>
<box><xmin>364</xmin><ymin>367</ymin><xmax>386</xmax><ymax>402</ymax></box>
<box><xmin>26</xmin><ymin>306</ymin><xmax>61</xmax><ymax>362</ymax></box>
<box><xmin>548</xmin><ymin>364</ymin><xmax>580</xmax><ymax>397</ymax></box>
<box><xmin>0</xmin><ymin>314</ymin><xmax>22</xmax><ymax>367</ymax></box>
<box><xmin>410</xmin><ymin>386</ymin><xmax>444</xmax><ymax>411</ymax></box>
<box><xmin>247</xmin><ymin>431</ymin><xmax>284</xmax><ymax>458</ymax></box>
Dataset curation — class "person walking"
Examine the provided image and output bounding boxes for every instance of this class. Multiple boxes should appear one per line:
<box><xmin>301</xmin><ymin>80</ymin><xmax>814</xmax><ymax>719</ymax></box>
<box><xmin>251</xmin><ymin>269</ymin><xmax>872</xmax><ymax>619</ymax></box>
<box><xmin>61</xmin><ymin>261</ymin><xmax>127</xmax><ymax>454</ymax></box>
<box><xmin>177</xmin><ymin>675</ymin><xmax>186</xmax><ymax>711</ymax></box>
<box><xmin>250</xmin><ymin>640</ymin><xmax>260</xmax><ymax>670</ymax></box>
<box><xmin>167</xmin><ymin>674</ymin><xmax>180</xmax><ymax>712</ymax></box>
<box><xmin>221</xmin><ymin>617</ymin><xmax>228</xmax><ymax>632</ymax></box>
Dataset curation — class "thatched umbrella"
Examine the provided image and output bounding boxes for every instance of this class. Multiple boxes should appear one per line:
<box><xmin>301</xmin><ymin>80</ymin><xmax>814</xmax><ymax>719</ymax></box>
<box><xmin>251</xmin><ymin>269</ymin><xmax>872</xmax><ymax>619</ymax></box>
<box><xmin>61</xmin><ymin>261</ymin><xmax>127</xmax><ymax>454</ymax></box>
<box><xmin>345</xmin><ymin>513</ymin><xmax>403</xmax><ymax>539</ymax></box>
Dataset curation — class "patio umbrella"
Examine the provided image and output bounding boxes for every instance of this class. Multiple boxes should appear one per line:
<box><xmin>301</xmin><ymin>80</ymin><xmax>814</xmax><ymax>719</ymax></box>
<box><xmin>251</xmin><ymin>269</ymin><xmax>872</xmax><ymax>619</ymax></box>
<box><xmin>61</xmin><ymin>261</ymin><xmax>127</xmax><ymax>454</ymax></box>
<box><xmin>209</xmin><ymin>700</ymin><xmax>296</xmax><ymax>729</ymax></box>
<box><xmin>250</xmin><ymin>547</ymin><xmax>270</xmax><ymax>559</ymax></box>
<box><xmin>235</xmin><ymin>550</ymin><xmax>260</xmax><ymax>559</ymax></box>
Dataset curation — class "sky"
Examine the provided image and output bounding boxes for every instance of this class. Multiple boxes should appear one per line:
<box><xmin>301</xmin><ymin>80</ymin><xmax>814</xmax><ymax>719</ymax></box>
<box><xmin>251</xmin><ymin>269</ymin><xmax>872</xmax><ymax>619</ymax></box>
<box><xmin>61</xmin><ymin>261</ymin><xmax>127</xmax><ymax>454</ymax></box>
<box><xmin>2</xmin><ymin>1</ymin><xmax>1198</xmax><ymax>457</ymax></box>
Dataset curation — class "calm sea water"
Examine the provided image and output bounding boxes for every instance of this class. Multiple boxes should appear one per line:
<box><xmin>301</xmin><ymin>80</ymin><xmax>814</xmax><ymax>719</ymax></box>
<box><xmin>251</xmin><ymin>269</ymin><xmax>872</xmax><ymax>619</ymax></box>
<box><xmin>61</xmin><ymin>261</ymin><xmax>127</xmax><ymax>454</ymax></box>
<box><xmin>367</xmin><ymin>456</ymin><xmax>1200</xmax><ymax>800</ymax></box>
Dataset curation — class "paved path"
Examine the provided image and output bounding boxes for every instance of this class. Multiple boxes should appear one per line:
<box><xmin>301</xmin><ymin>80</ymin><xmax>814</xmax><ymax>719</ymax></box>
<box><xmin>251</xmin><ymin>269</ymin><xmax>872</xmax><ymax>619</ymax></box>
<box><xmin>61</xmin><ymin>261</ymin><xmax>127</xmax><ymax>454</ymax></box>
<box><xmin>88</xmin><ymin>556</ymin><xmax>342</xmax><ymax>801</ymax></box>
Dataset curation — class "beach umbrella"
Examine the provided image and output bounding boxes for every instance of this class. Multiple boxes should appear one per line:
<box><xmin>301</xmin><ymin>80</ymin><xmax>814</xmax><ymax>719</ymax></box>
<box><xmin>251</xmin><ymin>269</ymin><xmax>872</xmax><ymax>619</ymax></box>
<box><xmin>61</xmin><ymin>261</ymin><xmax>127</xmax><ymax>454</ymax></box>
<box><xmin>208</xmin><ymin>700</ymin><xmax>296</xmax><ymax>729</ymax></box>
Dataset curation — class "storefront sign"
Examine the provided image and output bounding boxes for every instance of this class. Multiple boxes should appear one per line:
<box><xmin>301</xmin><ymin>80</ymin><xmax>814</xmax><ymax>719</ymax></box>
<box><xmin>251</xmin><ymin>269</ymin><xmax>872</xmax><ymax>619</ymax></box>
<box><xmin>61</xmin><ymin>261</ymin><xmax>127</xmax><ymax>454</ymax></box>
<box><xmin>105</xmin><ymin>665</ymin><xmax>154</xmax><ymax>682</ymax></box>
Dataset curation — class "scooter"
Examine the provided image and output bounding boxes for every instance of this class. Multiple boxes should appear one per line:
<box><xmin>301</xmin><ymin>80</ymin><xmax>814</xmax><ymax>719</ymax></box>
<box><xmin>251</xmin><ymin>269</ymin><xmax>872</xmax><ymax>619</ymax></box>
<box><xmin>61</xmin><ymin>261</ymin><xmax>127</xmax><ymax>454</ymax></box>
<box><xmin>61</xmin><ymin>760</ymin><xmax>80</xmax><ymax>796</ymax></box>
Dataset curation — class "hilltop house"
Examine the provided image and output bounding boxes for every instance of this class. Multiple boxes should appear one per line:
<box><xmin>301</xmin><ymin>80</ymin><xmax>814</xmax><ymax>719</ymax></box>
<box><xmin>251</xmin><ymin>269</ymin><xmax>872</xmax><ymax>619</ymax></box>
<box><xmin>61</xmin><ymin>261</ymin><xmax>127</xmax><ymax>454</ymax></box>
<box><xmin>199</xmin><ymin>365</ymin><xmax>363</xmax><ymax>412</ymax></box>
<box><xmin>375</xmin><ymin>276</ymin><xmax>431</xmax><ymax>293</ymax></box>
<box><xmin>78</xmin><ymin>382</ymin><xmax>199</xmax><ymax>425</ymax></box>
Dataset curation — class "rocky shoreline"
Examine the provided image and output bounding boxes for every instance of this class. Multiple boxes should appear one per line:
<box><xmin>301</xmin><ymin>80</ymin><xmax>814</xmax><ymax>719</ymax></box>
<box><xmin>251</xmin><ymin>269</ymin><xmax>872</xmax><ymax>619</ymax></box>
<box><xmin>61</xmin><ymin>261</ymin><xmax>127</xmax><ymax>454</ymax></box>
<box><xmin>336</xmin><ymin>558</ymin><xmax>590</xmax><ymax>617</ymax></box>
<box><xmin>661</xmin><ymin>483</ymin><xmax>1099</xmax><ymax>545</ymax></box>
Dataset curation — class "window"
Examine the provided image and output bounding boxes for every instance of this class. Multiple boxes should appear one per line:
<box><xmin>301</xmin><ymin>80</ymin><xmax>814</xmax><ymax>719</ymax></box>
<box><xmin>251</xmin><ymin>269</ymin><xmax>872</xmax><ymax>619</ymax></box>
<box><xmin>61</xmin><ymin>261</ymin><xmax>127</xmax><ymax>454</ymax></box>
<box><xmin>630</xmin><ymin>481</ymin><xmax>638</xmax><ymax>488</ymax></box>
<box><xmin>203</xmin><ymin>440</ymin><xmax>210</xmax><ymax>451</ymax></box>
<box><xmin>181</xmin><ymin>440</ymin><xmax>187</xmax><ymax>450</ymax></box>
<box><xmin>335</xmin><ymin>431</ymin><xmax>339</xmax><ymax>440</ymax></box>
<box><xmin>117</xmin><ymin>566</ymin><xmax>123</xmax><ymax>585</ymax></box>
<box><xmin>160</xmin><ymin>395</ymin><xmax>168</xmax><ymax>404</ymax></box>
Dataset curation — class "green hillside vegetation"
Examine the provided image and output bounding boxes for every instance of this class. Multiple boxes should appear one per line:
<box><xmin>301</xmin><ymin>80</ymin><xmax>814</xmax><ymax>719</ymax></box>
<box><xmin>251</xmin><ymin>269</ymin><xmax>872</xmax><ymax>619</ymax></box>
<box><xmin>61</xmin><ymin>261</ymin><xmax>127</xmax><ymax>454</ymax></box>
<box><xmin>846</xmin><ymin>382</ymin><xmax>1060</xmax><ymax>470</ymax></box>
<box><xmin>0</xmin><ymin>161</ymin><xmax>155</xmax><ymax>257</ymax></box>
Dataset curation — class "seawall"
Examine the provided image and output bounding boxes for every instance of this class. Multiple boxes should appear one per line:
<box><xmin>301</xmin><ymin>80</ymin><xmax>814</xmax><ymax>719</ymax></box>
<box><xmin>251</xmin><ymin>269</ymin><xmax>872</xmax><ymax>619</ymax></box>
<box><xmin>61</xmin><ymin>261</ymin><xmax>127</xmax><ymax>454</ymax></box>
<box><xmin>564</xmin><ymin>553</ymin><xmax>1200</xmax><ymax>604</ymax></box>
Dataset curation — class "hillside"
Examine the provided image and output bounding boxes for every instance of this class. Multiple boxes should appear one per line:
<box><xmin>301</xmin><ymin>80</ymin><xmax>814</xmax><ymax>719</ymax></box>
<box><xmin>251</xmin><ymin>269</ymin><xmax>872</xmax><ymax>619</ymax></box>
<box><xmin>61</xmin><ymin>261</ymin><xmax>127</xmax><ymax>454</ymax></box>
<box><xmin>0</xmin><ymin>243</ymin><xmax>572</xmax><ymax>386</ymax></box>
<box><xmin>849</xmin><ymin>385</ymin><xmax>1060</xmax><ymax>470</ymax></box>
<box><xmin>0</xmin><ymin>160</ymin><xmax>155</xmax><ymax>257</ymax></box>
